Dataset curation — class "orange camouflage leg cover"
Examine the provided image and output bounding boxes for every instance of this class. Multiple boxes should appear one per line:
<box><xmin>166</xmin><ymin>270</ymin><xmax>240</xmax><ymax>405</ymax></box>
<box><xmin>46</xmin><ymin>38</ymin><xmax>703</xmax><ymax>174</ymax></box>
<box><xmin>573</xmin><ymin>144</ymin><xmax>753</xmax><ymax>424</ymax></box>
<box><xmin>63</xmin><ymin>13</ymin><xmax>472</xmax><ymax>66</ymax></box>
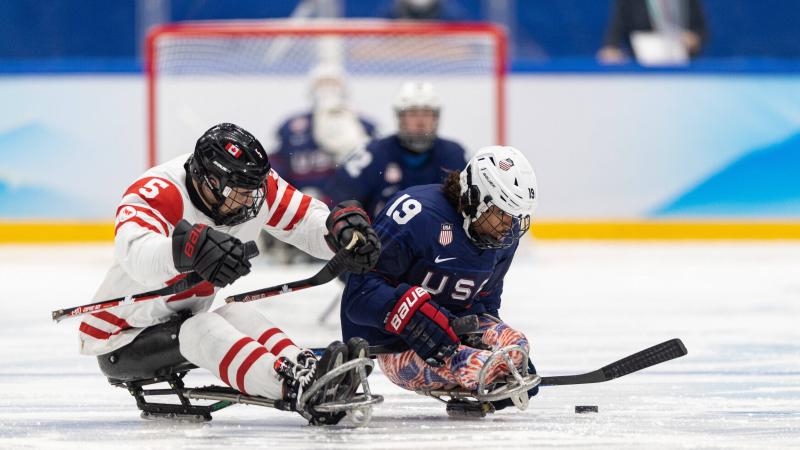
<box><xmin>377</xmin><ymin>316</ymin><xmax>529</xmax><ymax>391</ymax></box>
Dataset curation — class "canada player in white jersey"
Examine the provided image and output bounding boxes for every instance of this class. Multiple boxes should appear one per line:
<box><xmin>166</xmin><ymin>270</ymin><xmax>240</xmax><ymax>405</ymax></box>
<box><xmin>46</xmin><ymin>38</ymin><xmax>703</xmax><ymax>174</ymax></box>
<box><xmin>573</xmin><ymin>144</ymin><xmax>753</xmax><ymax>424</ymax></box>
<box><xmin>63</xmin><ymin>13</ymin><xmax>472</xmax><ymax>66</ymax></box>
<box><xmin>82</xmin><ymin>123</ymin><xmax>381</xmax><ymax>424</ymax></box>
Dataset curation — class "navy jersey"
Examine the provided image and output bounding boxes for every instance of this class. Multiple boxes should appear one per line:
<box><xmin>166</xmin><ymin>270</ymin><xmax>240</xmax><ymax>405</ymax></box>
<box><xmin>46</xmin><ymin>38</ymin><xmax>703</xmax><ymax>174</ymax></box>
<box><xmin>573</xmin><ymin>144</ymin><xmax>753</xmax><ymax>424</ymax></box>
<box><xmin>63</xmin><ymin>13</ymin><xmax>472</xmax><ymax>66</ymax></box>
<box><xmin>270</xmin><ymin>112</ymin><xmax>377</xmax><ymax>200</ymax></box>
<box><xmin>340</xmin><ymin>184</ymin><xmax>518</xmax><ymax>346</ymax></box>
<box><xmin>326</xmin><ymin>135</ymin><xmax>467</xmax><ymax>216</ymax></box>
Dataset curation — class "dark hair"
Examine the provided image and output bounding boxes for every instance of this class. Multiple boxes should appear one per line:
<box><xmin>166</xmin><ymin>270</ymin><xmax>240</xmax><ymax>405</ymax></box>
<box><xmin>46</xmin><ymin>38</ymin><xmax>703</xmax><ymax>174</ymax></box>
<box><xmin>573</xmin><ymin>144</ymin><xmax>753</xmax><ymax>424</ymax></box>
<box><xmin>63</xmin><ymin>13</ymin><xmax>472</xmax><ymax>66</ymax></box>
<box><xmin>442</xmin><ymin>170</ymin><xmax>462</xmax><ymax>212</ymax></box>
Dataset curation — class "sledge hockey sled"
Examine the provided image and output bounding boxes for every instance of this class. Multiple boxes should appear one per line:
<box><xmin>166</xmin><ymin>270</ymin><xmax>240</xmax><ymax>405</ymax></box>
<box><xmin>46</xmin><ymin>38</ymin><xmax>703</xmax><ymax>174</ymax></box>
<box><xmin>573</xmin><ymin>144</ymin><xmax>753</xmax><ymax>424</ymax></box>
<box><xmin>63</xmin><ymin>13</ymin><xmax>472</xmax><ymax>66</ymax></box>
<box><xmin>414</xmin><ymin>344</ymin><xmax>540</xmax><ymax>418</ymax></box>
<box><xmin>95</xmin><ymin>316</ymin><xmax>382</xmax><ymax>426</ymax></box>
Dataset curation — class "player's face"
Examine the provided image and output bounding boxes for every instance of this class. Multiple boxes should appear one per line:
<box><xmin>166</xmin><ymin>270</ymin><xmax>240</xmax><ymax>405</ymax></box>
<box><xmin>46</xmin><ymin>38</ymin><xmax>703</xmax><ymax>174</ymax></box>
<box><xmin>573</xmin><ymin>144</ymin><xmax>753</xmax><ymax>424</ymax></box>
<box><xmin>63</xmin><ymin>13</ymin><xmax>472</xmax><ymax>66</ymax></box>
<box><xmin>203</xmin><ymin>177</ymin><xmax>263</xmax><ymax>215</ymax></box>
<box><xmin>219</xmin><ymin>186</ymin><xmax>259</xmax><ymax>214</ymax></box>
<box><xmin>473</xmin><ymin>205</ymin><xmax>514</xmax><ymax>241</ymax></box>
<box><xmin>398</xmin><ymin>108</ymin><xmax>438</xmax><ymax>136</ymax></box>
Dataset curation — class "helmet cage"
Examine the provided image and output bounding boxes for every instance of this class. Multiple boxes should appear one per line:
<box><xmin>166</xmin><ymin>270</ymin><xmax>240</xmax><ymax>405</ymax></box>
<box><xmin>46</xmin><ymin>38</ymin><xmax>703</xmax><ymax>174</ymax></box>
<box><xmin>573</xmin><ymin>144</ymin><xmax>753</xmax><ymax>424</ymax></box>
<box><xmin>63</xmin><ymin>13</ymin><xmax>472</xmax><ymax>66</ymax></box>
<box><xmin>469</xmin><ymin>201</ymin><xmax>530</xmax><ymax>249</ymax></box>
<box><xmin>459</xmin><ymin>165</ymin><xmax>530</xmax><ymax>250</ymax></box>
<box><xmin>199</xmin><ymin>170</ymin><xmax>266</xmax><ymax>227</ymax></box>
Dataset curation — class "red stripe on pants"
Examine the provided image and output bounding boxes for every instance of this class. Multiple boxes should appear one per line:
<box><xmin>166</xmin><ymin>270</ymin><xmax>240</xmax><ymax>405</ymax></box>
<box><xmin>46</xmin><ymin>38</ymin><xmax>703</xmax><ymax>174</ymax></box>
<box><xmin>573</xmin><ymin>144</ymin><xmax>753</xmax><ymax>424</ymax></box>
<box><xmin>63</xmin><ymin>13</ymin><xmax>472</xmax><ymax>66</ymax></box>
<box><xmin>236</xmin><ymin>347</ymin><xmax>269</xmax><ymax>394</ymax></box>
<box><xmin>219</xmin><ymin>337</ymin><xmax>253</xmax><ymax>387</ymax></box>
<box><xmin>257</xmin><ymin>328</ymin><xmax>281</xmax><ymax>346</ymax></box>
<box><xmin>79</xmin><ymin>322</ymin><xmax>112</xmax><ymax>340</ymax></box>
<box><xmin>270</xmin><ymin>338</ymin><xmax>294</xmax><ymax>356</ymax></box>
<box><xmin>91</xmin><ymin>311</ymin><xmax>131</xmax><ymax>329</ymax></box>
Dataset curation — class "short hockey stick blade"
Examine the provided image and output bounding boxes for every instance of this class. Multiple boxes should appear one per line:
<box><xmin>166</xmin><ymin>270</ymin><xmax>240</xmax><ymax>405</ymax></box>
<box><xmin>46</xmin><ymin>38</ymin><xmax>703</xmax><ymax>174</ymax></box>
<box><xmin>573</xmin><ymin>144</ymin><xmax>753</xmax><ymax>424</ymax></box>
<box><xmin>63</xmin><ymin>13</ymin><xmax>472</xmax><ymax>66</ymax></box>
<box><xmin>540</xmin><ymin>338</ymin><xmax>687</xmax><ymax>386</ymax></box>
<box><xmin>225</xmin><ymin>231</ymin><xmax>363</xmax><ymax>304</ymax></box>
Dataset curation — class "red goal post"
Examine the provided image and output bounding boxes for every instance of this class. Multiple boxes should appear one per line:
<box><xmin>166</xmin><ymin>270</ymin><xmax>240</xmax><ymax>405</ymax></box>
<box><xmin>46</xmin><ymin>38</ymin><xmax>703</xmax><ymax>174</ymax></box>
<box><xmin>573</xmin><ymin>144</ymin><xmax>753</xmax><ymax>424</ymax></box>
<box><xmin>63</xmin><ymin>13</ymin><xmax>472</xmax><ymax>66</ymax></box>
<box><xmin>146</xmin><ymin>20</ymin><xmax>507</xmax><ymax>167</ymax></box>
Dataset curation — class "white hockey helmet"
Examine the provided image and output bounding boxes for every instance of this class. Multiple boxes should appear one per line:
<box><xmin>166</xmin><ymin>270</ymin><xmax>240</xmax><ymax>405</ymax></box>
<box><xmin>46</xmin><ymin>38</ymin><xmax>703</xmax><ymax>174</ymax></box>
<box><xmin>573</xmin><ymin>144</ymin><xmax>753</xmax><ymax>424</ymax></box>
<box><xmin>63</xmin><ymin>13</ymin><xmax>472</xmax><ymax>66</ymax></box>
<box><xmin>393</xmin><ymin>81</ymin><xmax>441</xmax><ymax>113</ymax></box>
<box><xmin>459</xmin><ymin>145</ymin><xmax>538</xmax><ymax>249</ymax></box>
<box><xmin>393</xmin><ymin>81</ymin><xmax>441</xmax><ymax>152</ymax></box>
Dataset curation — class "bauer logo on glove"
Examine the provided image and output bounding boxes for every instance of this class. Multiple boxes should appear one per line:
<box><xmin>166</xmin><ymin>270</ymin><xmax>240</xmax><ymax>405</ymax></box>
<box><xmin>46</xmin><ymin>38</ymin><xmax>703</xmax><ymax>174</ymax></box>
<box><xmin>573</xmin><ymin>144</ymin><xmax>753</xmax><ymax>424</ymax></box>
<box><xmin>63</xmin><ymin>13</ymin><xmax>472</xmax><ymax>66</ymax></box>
<box><xmin>387</xmin><ymin>286</ymin><xmax>429</xmax><ymax>333</ymax></box>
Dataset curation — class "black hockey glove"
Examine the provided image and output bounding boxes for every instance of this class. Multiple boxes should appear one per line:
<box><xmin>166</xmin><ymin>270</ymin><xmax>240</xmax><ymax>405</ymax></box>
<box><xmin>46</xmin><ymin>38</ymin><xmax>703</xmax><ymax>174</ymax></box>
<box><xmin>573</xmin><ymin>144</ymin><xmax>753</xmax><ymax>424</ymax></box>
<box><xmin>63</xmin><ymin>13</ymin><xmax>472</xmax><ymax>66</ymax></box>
<box><xmin>384</xmin><ymin>285</ymin><xmax>459</xmax><ymax>367</ymax></box>
<box><xmin>324</xmin><ymin>200</ymin><xmax>380</xmax><ymax>274</ymax></box>
<box><xmin>171</xmin><ymin>219</ymin><xmax>258</xmax><ymax>287</ymax></box>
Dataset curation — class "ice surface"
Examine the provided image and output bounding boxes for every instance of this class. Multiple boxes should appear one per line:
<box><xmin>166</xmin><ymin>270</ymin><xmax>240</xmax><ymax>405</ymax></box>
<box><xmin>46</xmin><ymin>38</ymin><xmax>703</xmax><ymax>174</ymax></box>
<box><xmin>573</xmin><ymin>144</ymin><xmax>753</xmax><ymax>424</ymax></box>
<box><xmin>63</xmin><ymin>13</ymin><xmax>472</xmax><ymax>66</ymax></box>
<box><xmin>1</xmin><ymin>241</ymin><xmax>798</xmax><ymax>449</ymax></box>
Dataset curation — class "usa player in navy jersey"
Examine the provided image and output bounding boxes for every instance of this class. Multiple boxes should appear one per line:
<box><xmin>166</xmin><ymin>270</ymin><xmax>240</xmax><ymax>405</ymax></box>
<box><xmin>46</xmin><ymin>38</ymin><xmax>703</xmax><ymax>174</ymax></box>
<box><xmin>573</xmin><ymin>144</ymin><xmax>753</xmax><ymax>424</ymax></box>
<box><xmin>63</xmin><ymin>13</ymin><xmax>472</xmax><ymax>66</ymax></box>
<box><xmin>340</xmin><ymin>145</ymin><xmax>539</xmax><ymax>409</ymax></box>
<box><xmin>270</xmin><ymin>63</ymin><xmax>377</xmax><ymax>203</ymax></box>
<box><xmin>326</xmin><ymin>81</ymin><xmax>467</xmax><ymax>217</ymax></box>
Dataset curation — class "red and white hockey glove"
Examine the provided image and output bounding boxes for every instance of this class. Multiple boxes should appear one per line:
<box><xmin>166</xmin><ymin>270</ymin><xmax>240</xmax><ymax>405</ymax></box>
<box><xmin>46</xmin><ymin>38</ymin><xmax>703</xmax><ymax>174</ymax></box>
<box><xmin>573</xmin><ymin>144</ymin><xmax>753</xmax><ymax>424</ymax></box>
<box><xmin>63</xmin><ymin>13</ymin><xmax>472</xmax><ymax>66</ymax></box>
<box><xmin>384</xmin><ymin>285</ymin><xmax>459</xmax><ymax>367</ymax></box>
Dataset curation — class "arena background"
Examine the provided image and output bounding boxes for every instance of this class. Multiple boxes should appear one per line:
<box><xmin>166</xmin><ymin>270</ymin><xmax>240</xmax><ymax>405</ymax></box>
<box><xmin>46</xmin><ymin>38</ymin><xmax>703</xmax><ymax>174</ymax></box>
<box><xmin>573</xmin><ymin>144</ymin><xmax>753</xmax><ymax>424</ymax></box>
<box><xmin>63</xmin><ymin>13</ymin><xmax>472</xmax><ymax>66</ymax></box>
<box><xmin>1</xmin><ymin>2</ymin><xmax>799</xmax><ymax>449</ymax></box>
<box><xmin>2</xmin><ymin>0</ymin><xmax>799</xmax><ymax>241</ymax></box>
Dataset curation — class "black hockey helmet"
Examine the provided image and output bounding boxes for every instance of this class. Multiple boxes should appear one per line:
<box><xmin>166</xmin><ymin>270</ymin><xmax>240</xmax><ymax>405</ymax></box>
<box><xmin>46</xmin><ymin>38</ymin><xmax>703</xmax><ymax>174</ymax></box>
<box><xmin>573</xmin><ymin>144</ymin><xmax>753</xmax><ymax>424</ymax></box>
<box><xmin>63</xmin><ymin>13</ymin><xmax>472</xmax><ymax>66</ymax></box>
<box><xmin>187</xmin><ymin>123</ymin><xmax>271</xmax><ymax>226</ymax></box>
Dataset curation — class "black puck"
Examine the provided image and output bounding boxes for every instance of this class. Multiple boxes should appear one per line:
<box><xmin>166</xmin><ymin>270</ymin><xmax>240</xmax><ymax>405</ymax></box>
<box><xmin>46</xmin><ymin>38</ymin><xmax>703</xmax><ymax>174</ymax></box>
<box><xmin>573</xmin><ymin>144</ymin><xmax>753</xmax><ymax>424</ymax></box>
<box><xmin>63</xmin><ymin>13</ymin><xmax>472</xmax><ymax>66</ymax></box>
<box><xmin>575</xmin><ymin>405</ymin><xmax>598</xmax><ymax>413</ymax></box>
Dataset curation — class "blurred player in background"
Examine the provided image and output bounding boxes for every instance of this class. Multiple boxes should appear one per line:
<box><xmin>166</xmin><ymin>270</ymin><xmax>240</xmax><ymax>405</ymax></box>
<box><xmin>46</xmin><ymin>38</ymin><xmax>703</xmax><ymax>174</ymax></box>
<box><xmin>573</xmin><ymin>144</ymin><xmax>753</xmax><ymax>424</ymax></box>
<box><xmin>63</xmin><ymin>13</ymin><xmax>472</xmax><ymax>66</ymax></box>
<box><xmin>270</xmin><ymin>62</ymin><xmax>378</xmax><ymax>203</ymax></box>
<box><xmin>266</xmin><ymin>63</ymin><xmax>378</xmax><ymax>263</ymax></box>
<box><xmin>326</xmin><ymin>81</ymin><xmax>467</xmax><ymax>217</ymax></box>
<box><xmin>340</xmin><ymin>146</ymin><xmax>540</xmax><ymax>411</ymax></box>
<box><xmin>83</xmin><ymin>123</ymin><xmax>380</xmax><ymax>424</ymax></box>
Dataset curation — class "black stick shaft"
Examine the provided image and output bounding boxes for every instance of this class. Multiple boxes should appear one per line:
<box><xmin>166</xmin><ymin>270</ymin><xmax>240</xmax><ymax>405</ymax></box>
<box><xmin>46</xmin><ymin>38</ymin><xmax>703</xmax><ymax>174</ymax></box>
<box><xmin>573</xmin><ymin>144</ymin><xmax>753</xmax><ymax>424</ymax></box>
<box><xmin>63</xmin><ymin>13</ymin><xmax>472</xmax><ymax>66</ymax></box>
<box><xmin>225</xmin><ymin>232</ymin><xmax>362</xmax><ymax>303</ymax></box>
<box><xmin>362</xmin><ymin>337</ymin><xmax>687</xmax><ymax>388</ymax></box>
<box><xmin>51</xmin><ymin>273</ymin><xmax>204</xmax><ymax>322</ymax></box>
<box><xmin>52</xmin><ymin>241</ymin><xmax>258</xmax><ymax>322</ymax></box>
<box><xmin>540</xmin><ymin>339</ymin><xmax>687</xmax><ymax>386</ymax></box>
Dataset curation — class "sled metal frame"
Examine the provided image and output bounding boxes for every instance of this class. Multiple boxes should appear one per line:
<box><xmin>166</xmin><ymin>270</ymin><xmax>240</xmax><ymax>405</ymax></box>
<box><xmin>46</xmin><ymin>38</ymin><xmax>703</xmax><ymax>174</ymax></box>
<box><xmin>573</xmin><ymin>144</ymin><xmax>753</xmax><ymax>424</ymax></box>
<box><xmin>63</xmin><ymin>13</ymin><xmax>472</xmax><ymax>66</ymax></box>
<box><xmin>109</xmin><ymin>358</ymin><xmax>382</xmax><ymax>426</ymax></box>
<box><xmin>415</xmin><ymin>345</ymin><xmax>540</xmax><ymax>416</ymax></box>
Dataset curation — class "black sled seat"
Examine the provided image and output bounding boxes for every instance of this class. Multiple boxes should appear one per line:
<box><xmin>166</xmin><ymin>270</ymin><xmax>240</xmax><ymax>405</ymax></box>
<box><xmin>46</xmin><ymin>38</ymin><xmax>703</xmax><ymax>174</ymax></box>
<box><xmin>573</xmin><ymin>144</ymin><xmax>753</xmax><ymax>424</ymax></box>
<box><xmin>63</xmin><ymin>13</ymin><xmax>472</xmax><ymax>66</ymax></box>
<box><xmin>95</xmin><ymin>314</ymin><xmax>383</xmax><ymax>425</ymax></box>
<box><xmin>95</xmin><ymin>314</ymin><xmax>224</xmax><ymax>422</ymax></box>
<box><xmin>97</xmin><ymin>315</ymin><xmax>195</xmax><ymax>383</ymax></box>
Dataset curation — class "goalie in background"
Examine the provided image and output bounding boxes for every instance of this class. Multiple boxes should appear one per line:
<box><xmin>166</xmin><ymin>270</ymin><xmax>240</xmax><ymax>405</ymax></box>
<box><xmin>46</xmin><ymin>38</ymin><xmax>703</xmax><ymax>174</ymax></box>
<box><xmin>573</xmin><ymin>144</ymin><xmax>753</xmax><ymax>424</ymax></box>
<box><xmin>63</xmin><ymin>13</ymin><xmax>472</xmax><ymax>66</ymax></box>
<box><xmin>265</xmin><ymin>63</ymin><xmax>378</xmax><ymax>264</ymax></box>
<box><xmin>340</xmin><ymin>146</ymin><xmax>539</xmax><ymax>411</ymax></box>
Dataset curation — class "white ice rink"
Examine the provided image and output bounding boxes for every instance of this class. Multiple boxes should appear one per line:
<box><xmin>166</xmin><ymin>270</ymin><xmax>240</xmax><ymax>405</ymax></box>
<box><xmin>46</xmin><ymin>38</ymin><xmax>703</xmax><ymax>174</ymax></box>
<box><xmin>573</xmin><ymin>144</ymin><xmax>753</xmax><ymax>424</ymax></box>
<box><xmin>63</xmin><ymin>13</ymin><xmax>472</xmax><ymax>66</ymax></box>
<box><xmin>1</xmin><ymin>241</ymin><xmax>798</xmax><ymax>449</ymax></box>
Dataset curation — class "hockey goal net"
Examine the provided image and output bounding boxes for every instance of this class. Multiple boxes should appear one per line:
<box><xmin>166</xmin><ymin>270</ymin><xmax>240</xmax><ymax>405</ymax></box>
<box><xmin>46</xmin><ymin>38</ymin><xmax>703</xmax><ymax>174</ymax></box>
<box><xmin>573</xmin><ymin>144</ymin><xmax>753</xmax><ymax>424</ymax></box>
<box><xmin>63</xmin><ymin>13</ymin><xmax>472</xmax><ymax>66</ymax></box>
<box><xmin>146</xmin><ymin>20</ymin><xmax>507</xmax><ymax>166</ymax></box>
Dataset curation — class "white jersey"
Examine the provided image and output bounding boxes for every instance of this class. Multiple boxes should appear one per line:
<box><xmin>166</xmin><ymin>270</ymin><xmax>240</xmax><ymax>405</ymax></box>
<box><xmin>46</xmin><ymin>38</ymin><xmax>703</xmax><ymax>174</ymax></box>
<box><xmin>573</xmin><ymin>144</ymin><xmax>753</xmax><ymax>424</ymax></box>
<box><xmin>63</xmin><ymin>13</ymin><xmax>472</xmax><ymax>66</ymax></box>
<box><xmin>79</xmin><ymin>153</ymin><xmax>334</xmax><ymax>355</ymax></box>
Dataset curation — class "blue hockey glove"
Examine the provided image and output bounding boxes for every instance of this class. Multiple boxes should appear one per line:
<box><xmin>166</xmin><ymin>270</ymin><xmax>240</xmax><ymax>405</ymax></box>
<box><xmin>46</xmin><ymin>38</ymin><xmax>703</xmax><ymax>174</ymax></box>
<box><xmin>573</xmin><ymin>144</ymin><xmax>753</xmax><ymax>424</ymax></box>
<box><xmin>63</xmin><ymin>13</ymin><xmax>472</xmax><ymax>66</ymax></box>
<box><xmin>384</xmin><ymin>285</ymin><xmax>459</xmax><ymax>367</ymax></box>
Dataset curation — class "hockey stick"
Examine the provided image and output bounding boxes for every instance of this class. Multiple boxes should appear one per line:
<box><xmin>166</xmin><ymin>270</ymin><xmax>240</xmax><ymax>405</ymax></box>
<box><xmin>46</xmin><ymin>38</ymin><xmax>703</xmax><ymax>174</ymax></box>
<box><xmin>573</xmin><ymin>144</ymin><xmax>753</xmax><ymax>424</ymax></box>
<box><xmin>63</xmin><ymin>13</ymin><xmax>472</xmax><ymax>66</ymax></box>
<box><xmin>224</xmin><ymin>232</ymin><xmax>363</xmax><ymax>304</ymax></box>
<box><xmin>364</xmin><ymin>337</ymin><xmax>687</xmax><ymax>387</ymax></box>
<box><xmin>539</xmin><ymin>338</ymin><xmax>687</xmax><ymax>386</ymax></box>
<box><xmin>51</xmin><ymin>242</ymin><xmax>258</xmax><ymax>323</ymax></box>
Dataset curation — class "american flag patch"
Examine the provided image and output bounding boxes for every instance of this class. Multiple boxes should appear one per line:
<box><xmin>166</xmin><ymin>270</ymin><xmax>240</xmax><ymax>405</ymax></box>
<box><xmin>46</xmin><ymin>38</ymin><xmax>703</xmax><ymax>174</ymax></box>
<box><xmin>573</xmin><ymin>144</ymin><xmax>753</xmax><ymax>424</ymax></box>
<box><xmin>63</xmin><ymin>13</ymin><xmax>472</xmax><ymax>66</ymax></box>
<box><xmin>498</xmin><ymin>158</ymin><xmax>515</xmax><ymax>171</ymax></box>
<box><xmin>225</xmin><ymin>142</ymin><xmax>242</xmax><ymax>158</ymax></box>
<box><xmin>439</xmin><ymin>223</ymin><xmax>453</xmax><ymax>246</ymax></box>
